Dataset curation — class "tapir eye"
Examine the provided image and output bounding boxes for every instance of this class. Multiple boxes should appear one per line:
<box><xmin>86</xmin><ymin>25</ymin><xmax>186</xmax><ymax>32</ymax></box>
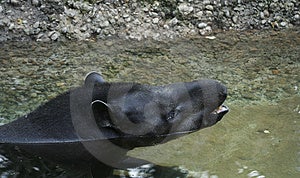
<box><xmin>166</xmin><ymin>106</ymin><xmax>181</xmax><ymax>121</ymax></box>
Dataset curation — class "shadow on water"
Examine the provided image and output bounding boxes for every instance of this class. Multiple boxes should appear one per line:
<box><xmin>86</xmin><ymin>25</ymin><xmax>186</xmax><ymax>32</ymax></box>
<box><xmin>0</xmin><ymin>29</ymin><xmax>299</xmax><ymax>177</ymax></box>
<box><xmin>0</xmin><ymin>145</ymin><xmax>189</xmax><ymax>177</ymax></box>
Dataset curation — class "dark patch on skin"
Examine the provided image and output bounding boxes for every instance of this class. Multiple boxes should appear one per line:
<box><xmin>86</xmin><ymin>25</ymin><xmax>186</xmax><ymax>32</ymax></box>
<box><xmin>185</xmin><ymin>82</ymin><xmax>204</xmax><ymax>111</ymax></box>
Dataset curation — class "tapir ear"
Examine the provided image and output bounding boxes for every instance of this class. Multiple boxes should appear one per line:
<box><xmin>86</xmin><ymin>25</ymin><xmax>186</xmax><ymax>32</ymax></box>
<box><xmin>91</xmin><ymin>100</ymin><xmax>113</xmax><ymax>128</ymax></box>
<box><xmin>84</xmin><ymin>71</ymin><xmax>105</xmax><ymax>87</ymax></box>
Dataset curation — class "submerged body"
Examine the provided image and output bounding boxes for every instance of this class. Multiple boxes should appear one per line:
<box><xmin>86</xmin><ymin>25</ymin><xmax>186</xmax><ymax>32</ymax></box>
<box><xmin>0</xmin><ymin>72</ymin><xmax>228</xmax><ymax>168</ymax></box>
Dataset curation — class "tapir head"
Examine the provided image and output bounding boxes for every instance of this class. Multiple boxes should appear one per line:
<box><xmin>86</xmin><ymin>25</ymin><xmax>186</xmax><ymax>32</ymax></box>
<box><xmin>0</xmin><ymin>71</ymin><xmax>228</xmax><ymax>169</ymax></box>
<box><xmin>86</xmin><ymin>75</ymin><xmax>228</xmax><ymax>147</ymax></box>
<box><xmin>0</xmin><ymin>72</ymin><xmax>228</xmax><ymax>168</ymax></box>
<box><xmin>161</xmin><ymin>80</ymin><xmax>228</xmax><ymax>133</ymax></box>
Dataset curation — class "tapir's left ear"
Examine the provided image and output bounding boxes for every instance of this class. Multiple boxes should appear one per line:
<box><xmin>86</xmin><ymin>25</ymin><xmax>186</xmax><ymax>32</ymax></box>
<box><xmin>91</xmin><ymin>100</ymin><xmax>113</xmax><ymax>128</ymax></box>
<box><xmin>84</xmin><ymin>71</ymin><xmax>105</xmax><ymax>87</ymax></box>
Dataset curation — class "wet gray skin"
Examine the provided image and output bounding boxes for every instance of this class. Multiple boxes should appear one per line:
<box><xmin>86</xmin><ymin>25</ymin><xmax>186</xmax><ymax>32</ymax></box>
<box><xmin>0</xmin><ymin>72</ymin><xmax>228</xmax><ymax>168</ymax></box>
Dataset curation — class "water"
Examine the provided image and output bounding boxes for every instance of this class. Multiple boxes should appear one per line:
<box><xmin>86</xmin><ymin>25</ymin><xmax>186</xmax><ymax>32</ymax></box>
<box><xmin>0</xmin><ymin>29</ymin><xmax>299</xmax><ymax>177</ymax></box>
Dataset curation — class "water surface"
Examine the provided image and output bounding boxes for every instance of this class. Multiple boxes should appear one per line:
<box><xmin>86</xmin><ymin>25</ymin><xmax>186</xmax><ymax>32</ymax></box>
<box><xmin>0</xmin><ymin>29</ymin><xmax>299</xmax><ymax>177</ymax></box>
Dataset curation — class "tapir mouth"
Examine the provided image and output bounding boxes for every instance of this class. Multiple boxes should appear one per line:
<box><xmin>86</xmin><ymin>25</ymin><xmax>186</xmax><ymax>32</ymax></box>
<box><xmin>212</xmin><ymin>105</ymin><xmax>229</xmax><ymax>115</ymax></box>
<box><xmin>210</xmin><ymin>104</ymin><xmax>229</xmax><ymax>123</ymax></box>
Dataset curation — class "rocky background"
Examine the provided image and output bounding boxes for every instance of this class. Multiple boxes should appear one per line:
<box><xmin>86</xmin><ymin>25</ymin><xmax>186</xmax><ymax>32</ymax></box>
<box><xmin>0</xmin><ymin>0</ymin><xmax>299</xmax><ymax>42</ymax></box>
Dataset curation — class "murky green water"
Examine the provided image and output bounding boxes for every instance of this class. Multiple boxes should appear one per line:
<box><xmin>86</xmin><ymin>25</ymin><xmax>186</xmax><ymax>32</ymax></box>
<box><xmin>0</xmin><ymin>29</ymin><xmax>299</xmax><ymax>177</ymax></box>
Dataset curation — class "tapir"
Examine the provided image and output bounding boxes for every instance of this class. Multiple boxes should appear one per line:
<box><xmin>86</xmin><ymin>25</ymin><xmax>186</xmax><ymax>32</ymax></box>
<box><xmin>0</xmin><ymin>72</ymin><xmax>229</xmax><ymax>169</ymax></box>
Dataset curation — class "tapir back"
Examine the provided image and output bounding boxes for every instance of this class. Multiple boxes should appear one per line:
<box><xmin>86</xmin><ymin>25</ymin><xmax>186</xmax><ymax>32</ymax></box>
<box><xmin>0</xmin><ymin>91</ymin><xmax>77</xmax><ymax>144</ymax></box>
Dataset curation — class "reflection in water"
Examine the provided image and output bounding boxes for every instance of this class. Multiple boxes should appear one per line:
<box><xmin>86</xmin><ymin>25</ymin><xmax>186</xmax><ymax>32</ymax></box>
<box><xmin>95</xmin><ymin>164</ymin><xmax>189</xmax><ymax>178</ymax></box>
<box><xmin>0</xmin><ymin>145</ymin><xmax>189</xmax><ymax>177</ymax></box>
<box><xmin>0</xmin><ymin>29</ymin><xmax>299</xmax><ymax>177</ymax></box>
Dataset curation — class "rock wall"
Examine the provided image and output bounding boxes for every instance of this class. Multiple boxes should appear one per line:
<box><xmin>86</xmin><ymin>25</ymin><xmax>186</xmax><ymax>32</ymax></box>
<box><xmin>0</xmin><ymin>0</ymin><xmax>299</xmax><ymax>41</ymax></box>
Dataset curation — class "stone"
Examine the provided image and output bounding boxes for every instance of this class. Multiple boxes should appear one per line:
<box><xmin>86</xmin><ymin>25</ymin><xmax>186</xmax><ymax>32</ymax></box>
<box><xmin>204</xmin><ymin>26</ymin><xmax>212</xmax><ymax>32</ymax></box>
<box><xmin>36</xmin><ymin>33</ymin><xmax>50</xmax><ymax>42</ymax></box>
<box><xmin>23</xmin><ymin>28</ymin><xmax>30</xmax><ymax>35</ymax></box>
<box><xmin>31</xmin><ymin>0</ymin><xmax>40</xmax><ymax>6</ymax></box>
<box><xmin>199</xmin><ymin>29</ymin><xmax>206</xmax><ymax>36</ymax></box>
<box><xmin>142</xmin><ymin>7</ymin><xmax>149</xmax><ymax>12</ymax></box>
<box><xmin>232</xmin><ymin>16</ymin><xmax>238</xmax><ymax>23</ymax></box>
<box><xmin>9</xmin><ymin>0</ymin><xmax>20</xmax><ymax>5</ymax></box>
<box><xmin>152</xmin><ymin>18</ymin><xmax>159</xmax><ymax>24</ymax></box>
<box><xmin>263</xmin><ymin>10</ymin><xmax>270</xmax><ymax>17</ymax></box>
<box><xmin>233</xmin><ymin>7</ymin><xmax>244</xmax><ymax>11</ymax></box>
<box><xmin>0</xmin><ymin>6</ymin><xmax>3</xmax><ymax>13</ymax></box>
<box><xmin>163</xmin><ymin>24</ymin><xmax>169</xmax><ymax>29</ymax></box>
<box><xmin>30</xmin><ymin>93</ymin><xmax>38</xmax><ymax>98</ymax></box>
<box><xmin>205</xmin><ymin>36</ymin><xmax>216</xmax><ymax>40</ymax></box>
<box><xmin>205</xmin><ymin>5</ymin><xmax>214</xmax><ymax>11</ymax></box>
<box><xmin>100</xmin><ymin>20</ymin><xmax>110</xmax><ymax>28</ymax></box>
<box><xmin>33</xmin><ymin>21</ymin><xmax>40</xmax><ymax>28</ymax></box>
<box><xmin>48</xmin><ymin>31</ymin><xmax>60</xmax><ymax>41</ymax></box>
<box><xmin>247</xmin><ymin>170</ymin><xmax>260</xmax><ymax>177</ymax></box>
<box><xmin>203</xmin><ymin>0</ymin><xmax>211</xmax><ymax>5</ymax></box>
<box><xmin>280</xmin><ymin>21</ymin><xmax>287</xmax><ymax>27</ymax></box>
<box><xmin>199</xmin><ymin>25</ymin><xmax>212</xmax><ymax>35</ymax></box>
<box><xmin>205</xmin><ymin>10</ymin><xmax>213</xmax><ymax>16</ymax></box>
<box><xmin>224</xmin><ymin>10</ymin><xmax>231</xmax><ymax>17</ymax></box>
<box><xmin>64</xmin><ymin>8</ymin><xmax>76</xmax><ymax>18</ymax></box>
<box><xmin>123</xmin><ymin>14</ymin><xmax>129</xmax><ymax>18</ymax></box>
<box><xmin>8</xmin><ymin>23</ymin><xmax>14</xmax><ymax>30</ymax></box>
<box><xmin>274</xmin><ymin>15</ymin><xmax>281</xmax><ymax>21</ymax></box>
<box><xmin>132</xmin><ymin>19</ymin><xmax>141</xmax><ymax>25</ymax></box>
<box><xmin>195</xmin><ymin>11</ymin><xmax>203</xmax><ymax>18</ymax></box>
<box><xmin>260</xmin><ymin>12</ymin><xmax>264</xmax><ymax>19</ymax></box>
<box><xmin>286</xmin><ymin>2</ymin><xmax>294</xmax><ymax>8</ymax></box>
<box><xmin>80</xmin><ymin>25</ymin><xmax>87</xmax><ymax>32</ymax></box>
<box><xmin>169</xmin><ymin>18</ymin><xmax>178</xmax><ymax>26</ymax></box>
<box><xmin>198</xmin><ymin>22</ymin><xmax>207</xmax><ymax>29</ymax></box>
<box><xmin>125</xmin><ymin>17</ymin><xmax>131</xmax><ymax>22</ymax></box>
<box><xmin>178</xmin><ymin>3</ymin><xmax>194</xmax><ymax>15</ymax></box>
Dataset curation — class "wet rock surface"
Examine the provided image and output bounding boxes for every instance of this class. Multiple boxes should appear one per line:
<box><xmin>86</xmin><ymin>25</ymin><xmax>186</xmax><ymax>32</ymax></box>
<box><xmin>0</xmin><ymin>0</ymin><xmax>299</xmax><ymax>41</ymax></box>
